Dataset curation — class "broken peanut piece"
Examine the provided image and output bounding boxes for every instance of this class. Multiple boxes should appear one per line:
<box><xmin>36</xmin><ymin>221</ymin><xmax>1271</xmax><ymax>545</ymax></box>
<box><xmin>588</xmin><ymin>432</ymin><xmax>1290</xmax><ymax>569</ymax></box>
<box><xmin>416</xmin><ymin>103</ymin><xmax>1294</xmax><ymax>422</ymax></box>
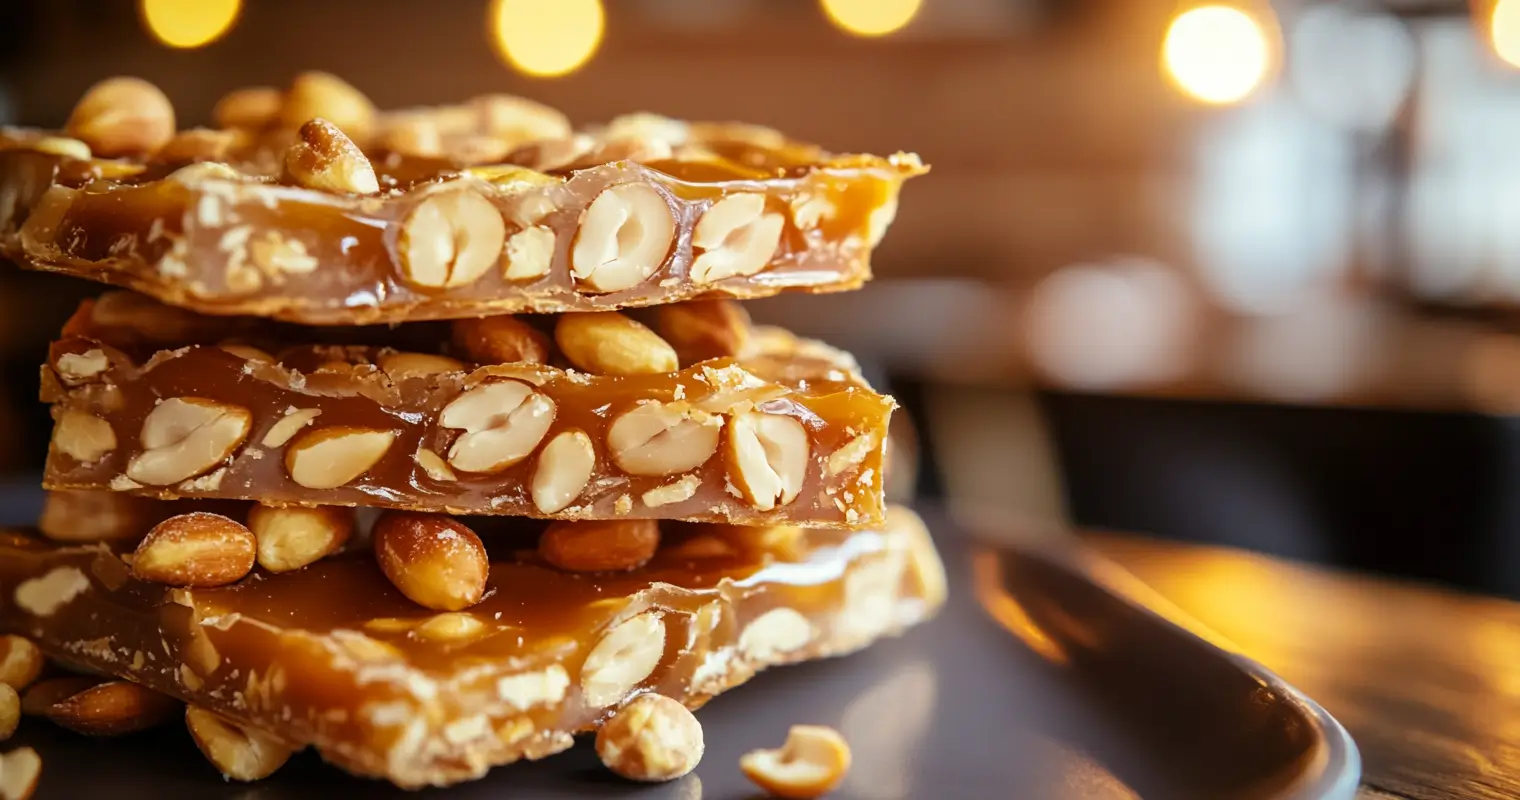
<box><xmin>596</xmin><ymin>693</ymin><xmax>704</xmax><ymax>782</ymax></box>
<box><xmin>0</xmin><ymin>638</ymin><xmax>42</xmax><ymax>691</ymax></box>
<box><xmin>740</xmin><ymin>725</ymin><xmax>852</xmax><ymax>799</ymax></box>
<box><xmin>0</xmin><ymin>686</ymin><xmax>17</xmax><ymax>742</ymax></box>
<box><xmin>0</xmin><ymin>507</ymin><xmax>941</xmax><ymax>788</ymax></box>
<box><xmin>0</xmin><ymin>747</ymin><xmax>40</xmax><ymax>800</ymax></box>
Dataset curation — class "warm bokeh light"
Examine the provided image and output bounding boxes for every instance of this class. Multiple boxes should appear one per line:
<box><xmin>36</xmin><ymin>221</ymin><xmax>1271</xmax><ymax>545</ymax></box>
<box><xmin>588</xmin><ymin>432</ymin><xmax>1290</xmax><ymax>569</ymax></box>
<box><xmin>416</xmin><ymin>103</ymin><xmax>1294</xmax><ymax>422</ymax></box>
<box><xmin>139</xmin><ymin>0</ymin><xmax>241</xmax><ymax>49</ymax></box>
<box><xmin>1493</xmin><ymin>0</ymin><xmax>1520</xmax><ymax>68</ymax></box>
<box><xmin>1162</xmin><ymin>5</ymin><xmax>1273</xmax><ymax>105</ymax></box>
<box><xmin>490</xmin><ymin>0</ymin><xmax>604</xmax><ymax>78</ymax></box>
<box><xmin>821</xmin><ymin>0</ymin><xmax>922</xmax><ymax>38</ymax></box>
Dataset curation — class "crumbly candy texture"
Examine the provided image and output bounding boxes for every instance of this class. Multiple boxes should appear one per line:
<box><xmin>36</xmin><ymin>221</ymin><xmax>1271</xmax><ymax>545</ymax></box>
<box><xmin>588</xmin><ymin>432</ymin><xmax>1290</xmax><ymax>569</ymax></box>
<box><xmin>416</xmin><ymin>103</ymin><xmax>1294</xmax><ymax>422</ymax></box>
<box><xmin>0</xmin><ymin>506</ymin><xmax>943</xmax><ymax>788</ymax></box>
<box><xmin>0</xmin><ymin>79</ymin><xmax>926</xmax><ymax>324</ymax></box>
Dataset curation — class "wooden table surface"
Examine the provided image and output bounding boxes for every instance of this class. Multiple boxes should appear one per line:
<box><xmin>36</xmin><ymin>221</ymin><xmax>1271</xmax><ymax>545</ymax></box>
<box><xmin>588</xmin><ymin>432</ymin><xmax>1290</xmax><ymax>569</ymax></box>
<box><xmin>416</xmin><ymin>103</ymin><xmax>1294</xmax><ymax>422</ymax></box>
<box><xmin>1087</xmin><ymin>534</ymin><xmax>1520</xmax><ymax>800</ymax></box>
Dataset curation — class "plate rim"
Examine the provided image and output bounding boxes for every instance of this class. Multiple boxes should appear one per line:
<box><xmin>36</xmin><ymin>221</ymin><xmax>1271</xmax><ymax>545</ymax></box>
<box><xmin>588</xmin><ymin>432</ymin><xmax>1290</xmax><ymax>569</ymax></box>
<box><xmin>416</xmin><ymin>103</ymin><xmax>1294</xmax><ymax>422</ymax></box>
<box><xmin>970</xmin><ymin>525</ymin><xmax>1364</xmax><ymax>800</ymax></box>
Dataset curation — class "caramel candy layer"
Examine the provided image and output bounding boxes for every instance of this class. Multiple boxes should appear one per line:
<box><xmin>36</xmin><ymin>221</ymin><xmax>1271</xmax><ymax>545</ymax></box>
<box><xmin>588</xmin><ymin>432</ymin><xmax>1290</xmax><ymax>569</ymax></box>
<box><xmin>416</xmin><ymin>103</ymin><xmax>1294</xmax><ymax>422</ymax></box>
<box><xmin>0</xmin><ymin>506</ymin><xmax>944</xmax><ymax>788</ymax></box>
<box><xmin>0</xmin><ymin>118</ymin><xmax>924</xmax><ymax>324</ymax></box>
<box><xmin>42</xmin><ymin>331</ymin><xmax>893</xmax><ymax>528</ymax></box>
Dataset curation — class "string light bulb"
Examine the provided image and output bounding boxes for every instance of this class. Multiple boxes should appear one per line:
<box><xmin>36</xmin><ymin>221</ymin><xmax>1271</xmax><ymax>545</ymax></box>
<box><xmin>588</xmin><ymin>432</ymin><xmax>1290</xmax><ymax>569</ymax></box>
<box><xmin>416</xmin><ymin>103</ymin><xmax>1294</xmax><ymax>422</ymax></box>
<box><xmin>489</xmin><ymin>0</ymin><xmax>605</xmax><ymax>78</ymax></box>
<box><xmin>1162</xmin><ymin>4</ymin><xmax>1277</xmax><ymax>105</ymax></box>
<box><xmin>139</xmin><ymin>0</ymin><xmax>241</xmax><ymax>49</ymax></box>
<box><xmin>1491</xmin><ymin>0</ymin><xmax>1520</xmax><ymax>68</ymax></box>
<box><xmin>821</xmin><ymin>0</ymin><xmax>922</xmax><ymax>38</ymax></box>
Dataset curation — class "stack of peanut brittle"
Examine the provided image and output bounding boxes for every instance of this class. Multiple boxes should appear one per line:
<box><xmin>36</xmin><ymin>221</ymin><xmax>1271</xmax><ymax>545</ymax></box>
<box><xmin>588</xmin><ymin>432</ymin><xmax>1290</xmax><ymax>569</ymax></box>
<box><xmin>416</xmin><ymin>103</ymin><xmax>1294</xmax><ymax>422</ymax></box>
<box><xmin>0</xmin><ymin>73</ymin><xmax>939</xmax><ymax>796</ymax></box>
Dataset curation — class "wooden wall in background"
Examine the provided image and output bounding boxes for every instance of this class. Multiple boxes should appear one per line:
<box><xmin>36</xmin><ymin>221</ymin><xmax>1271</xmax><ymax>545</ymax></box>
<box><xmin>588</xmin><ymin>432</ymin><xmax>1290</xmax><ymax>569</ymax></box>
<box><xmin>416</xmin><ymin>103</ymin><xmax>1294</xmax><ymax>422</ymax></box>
<box><xmin>0</xmin><ymin>0</ymin><xmax>1203</xmax><ymax>281</ymax></box>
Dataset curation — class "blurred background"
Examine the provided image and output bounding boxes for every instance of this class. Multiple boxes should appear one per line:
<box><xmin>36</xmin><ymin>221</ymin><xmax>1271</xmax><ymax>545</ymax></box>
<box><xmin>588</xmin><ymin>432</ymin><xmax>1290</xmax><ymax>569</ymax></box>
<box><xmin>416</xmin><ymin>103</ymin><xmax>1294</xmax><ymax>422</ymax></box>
<box><xmin>4</xmin><ymin>0</ymin><xmax>1520</xmax><ymax>595</ymax></box>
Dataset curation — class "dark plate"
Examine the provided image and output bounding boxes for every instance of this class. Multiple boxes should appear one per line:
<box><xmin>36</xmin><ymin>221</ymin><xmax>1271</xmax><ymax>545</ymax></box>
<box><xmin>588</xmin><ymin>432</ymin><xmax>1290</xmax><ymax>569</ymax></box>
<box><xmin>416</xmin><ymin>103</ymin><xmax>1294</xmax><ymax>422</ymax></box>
<box><xmin>5</xmin><ymin>506</ymin><xmax>1359</xmax><ymax>799</ymax></box>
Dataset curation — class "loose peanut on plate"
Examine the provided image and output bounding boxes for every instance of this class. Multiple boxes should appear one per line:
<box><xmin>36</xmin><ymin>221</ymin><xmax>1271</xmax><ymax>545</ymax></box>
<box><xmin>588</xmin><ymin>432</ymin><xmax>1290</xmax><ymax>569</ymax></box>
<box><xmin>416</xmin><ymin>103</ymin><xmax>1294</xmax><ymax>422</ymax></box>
<box><xmin>373</xmin><ymin>512</ymin><xmax>489</xmax><ymax>611</ymax></box>
<box><xmin>0</xmin><ymin>747</ymin><xmax>40</xmax><ymax>800</ymax></box>
<box><xmin>247</xmin><ymin>504</ymin><xmax>354</xmax><ymax>573</ymax></box>
<box><xmin>555</xmin><ymin>312</ymin><xmax>679</xmax><ymax>376</ymax></box>
<box><xmin>132</xmin><ymin>512</ymin><xmax>256</xmax><ymax>588</ymax></box>
<box><xmin>44</xmin><ymin>680</ymin><xmax>179</xmax><ymax>736</ymax></box>
<box><xmin>284</xmin><ymin>118</ymin><xmax>378</xmax><ymax>194</ymax></box>
<box><xmin>654</xmin><ymin>300</ymin><xmax>754</xmax><ymax>364</ymax></box>
<box><xmin>65</xmin><ymin>76</ymin><xmax>175</xmax><ymax>157</ymax></box>
<box><xmin>595</xmin><ymin>693</ymin><xmax>704</xmax><ymax>782</ymax></box>
<box><xmin>539</xmin><ymin>519</ymin><xmax>659</xmax><ymax>572</ymax></box>
<box><xmin>186</xmin><ymin>706</ymin><xmax>295</xmax><ymax>781</ymax></box>
<box><xmin>451</xmin><ymin>315</ymin><xmax>550</xmax><ymax>365</ymax></box>
<box><xmin>570</xmin><ymin>183</ymin><xmax>676</xmax><ymax>292</ymax></box>
<box><xmin>740</xmin><ymin>725</ymin><xmax>852</xmax><ymax>799</ymax></box>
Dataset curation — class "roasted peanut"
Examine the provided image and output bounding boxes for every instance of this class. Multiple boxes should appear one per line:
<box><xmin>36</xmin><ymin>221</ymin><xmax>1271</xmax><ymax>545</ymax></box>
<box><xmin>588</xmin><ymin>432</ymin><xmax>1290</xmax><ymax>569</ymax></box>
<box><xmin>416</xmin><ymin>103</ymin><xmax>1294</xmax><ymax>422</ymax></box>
<box><xmin>373</xmin><ymin>512</ymin><xmax>489</xmax><ymax>611</ymax></box>
<box><xmin>555</xmin><ymin>312</ymin><xmax>679</xmax><ymax>376</ymax></box>
<box><xmin>124</xmin><ymin>398</ymin><xmax>251</xmax><ymax>486</ymax></box>
<box><xmin>451</xmin><ymin>316</ymin><xmax>550</xmax><ymax>365</ymax></box>
<box><xmin>570</xmin><ymin>183</ymin><xmax>675</xmax><ymax>292</ymax></box>
<box><xmin>654</xmin><ymin>300</ymin><xmax>754</xmax><ymax>364</ymax></box>
<box><xmin>725</xmin><ymin>411</ymin><xmax>809</xmax><ymax>511</ymax></box>
<box><xmin>280</xmin><ymin>71</ymin><xmax>376</xmax><ymax>142</ymax></box>
<box><xmin>0</xmin><ymin>747</ymin><xmax>40</xmax><ymax>800</ymax></box>
<box><xmin>740</xmin><ymin>725</ymin><xmax>852</xmax><ymax>799</ymax></box>
<box><xmin>132</xmin><ymin>512</ymin><xmax>256</xmax><ymax>587</ymax></box>
<box><xmin>596</xmin><ymin>693</ymin><xmax>704</xmax><ymax>782</ymax></box>
<box><xmin>398</xmin><ymin>190</ymin><xmax>507</xmax><ymax>289</ymax></box>
<box><xmin>283</xmin><ymin>426</ymin><xmax>396</xmax><ymax>489</ymax></box>
<box><xmin>0</xmin><ymin>638</ymin><xmax>42</xmax><ymax>691</ymax></box>
<box><xmin>530</xmin><ymin>429</ymin><xmax>596</xmax><ymax>513</ymax></box>
<box><xmin>213</xmin><ymin>86</ymin><xmax>282</xmax><ymax>129</ymax></box>
<box><xmin>45</xmin><ymin>681</ymin><xmax>179</xmax><ymax>736</ymax></box>
<box><xmin>440</xmin><ymin>380</ymin><xmax>554</xmax><ymax>473</ymax></box>
<box><xmin>581</xmin><ymin>612</ymin><xmax>666</xmax><ymax>708</ymax></box>
<box><xmin>607</xmin><ymin>402</ymin><xmax>722</xmax><ymax>476</ymax></box>
<box><xmin>539</xmin><ymin>520</ymin><xmax>659</xmax><ymax>572</ymax></box>
<box><xmin>186</xmin><ymin>705</ymin><xmax>295</xmax><ymax>781</ymax></box>
<box><xmin>65</xmin><ymin>76</ymin><xmax>175</xmax><ymax>156</ymax></box>
<box><xmin>284</xmin><ymin>118</ymin><xmax>378</xmax><ymax>194</ymax></box>
<box><xmin>248</xmin><ymin>504</ymin><xmax>354</xmax><ymax>573</ymax></box>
